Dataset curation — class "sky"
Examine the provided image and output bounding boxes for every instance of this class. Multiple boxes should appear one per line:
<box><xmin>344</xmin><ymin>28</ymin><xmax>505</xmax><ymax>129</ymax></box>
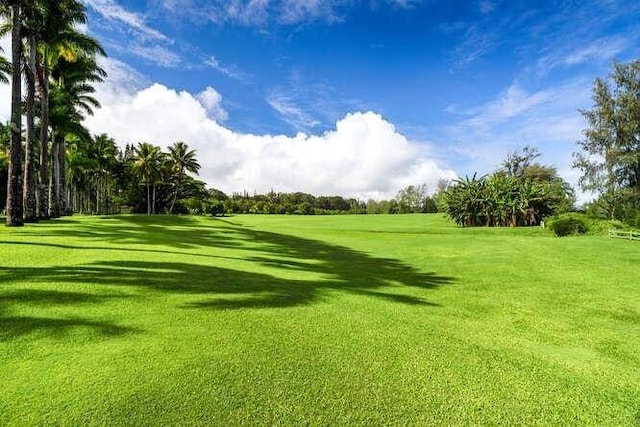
<box><xmin>2</xmin><ymin>0</ymin><xmax>640</xmax><ymax>200</ymax></box>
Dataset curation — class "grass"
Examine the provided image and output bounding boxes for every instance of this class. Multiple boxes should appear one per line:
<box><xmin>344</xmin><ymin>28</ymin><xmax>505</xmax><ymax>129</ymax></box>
<box><xmin>0</xmin><ymin>214</ymin><xmax>638</xmax><ymax>425</ymax></box>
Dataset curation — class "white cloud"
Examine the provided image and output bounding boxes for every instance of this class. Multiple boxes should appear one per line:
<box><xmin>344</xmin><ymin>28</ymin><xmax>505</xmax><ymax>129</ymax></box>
<box><xmin>205</xmin><ymin>56</ymin><xmax>247</xmax><ymax>81</ymax></box>
<box><xmin>536</xmin><ymin>34</ymin><xmax>634</xmax><ymax>74</ymax></box>
<box><xmin>197</xmin><ymin>87</ymin><xmax>228</xmax><ymax>122</ymax></box>
<box><xmin>266</xmin><ymin>91</ymin><xmax>320</xmax><ymax>132</ymax></box>
<box><xmin>159</xmin><ymin>0</ymin><xmax>348</xmax><ymax>26</ymax></box>
<box><xmin>84</xmin><ymin>73</ymin><xmax>456</xmax><ymax>199</ymax></box>
<box><xmin>82</xmin><ymin>0</ymin><xmax>168</xmax><ymax>41</ymax></box>
<box><xmin>127</xmin><ymin>44</ymin><xmax>181</xmax><ymax>68</ymax></box>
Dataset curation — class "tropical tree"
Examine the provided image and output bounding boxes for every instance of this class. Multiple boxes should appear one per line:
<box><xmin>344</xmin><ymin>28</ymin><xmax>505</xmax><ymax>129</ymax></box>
<box><xmin>21</xmin><ymin>2</ymin><xmax>45</xmax><ymax>222</ymax></box>
<box><xmin>134</xmin><ymin>143</ymin><xmax>164</xmax><ymax>215</ymax></box>
<box><xmin>167</xmin><ymin>141</ymin><xmax>201</xmax><ymax>214</ymax></box>
<box><xmin>49</xmin><ymin>53</ymin><xmax>105</xmax><ymax>216</ymax></box>
<box><xmin>442</xmin><ymin>148</ymin><xmax>574</xmax><ymax>227</ymax></box>
<box><xmin>574</xmin><ymin>59</ymin><xmax>640</xmax><ymax>223</ymax></box>
<box><xmin>36</xmin><ymin>0</ymin><xmax>105</xmax><ymax>218</ymax></box>
<box><xmin>3</xmin><ymin>0</ymin><xmax>23</xmax><ymax>226</ymax></box>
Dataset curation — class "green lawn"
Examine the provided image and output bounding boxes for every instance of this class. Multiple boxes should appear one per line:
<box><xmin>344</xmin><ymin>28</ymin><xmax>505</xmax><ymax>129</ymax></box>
<box><xmin>1</xmin><ymin>214</ymin><xmax>638</xmax><ymax>425</ymax></box>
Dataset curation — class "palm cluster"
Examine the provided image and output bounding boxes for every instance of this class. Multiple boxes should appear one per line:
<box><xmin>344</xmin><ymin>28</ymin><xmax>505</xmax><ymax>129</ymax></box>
<box><xmin>1</xmin><ymin>0</ymin><xmax>105</xmax><ymax>226</ymax></box>
<box><xmin>66</xmin><ymin>138</ymin><xmax>202</xmax><ymax>216</ymax></box>
<box><xmin>442</xmin><ymin>171</ymin><xmax>574</xmax><ymax>227</ymax></box>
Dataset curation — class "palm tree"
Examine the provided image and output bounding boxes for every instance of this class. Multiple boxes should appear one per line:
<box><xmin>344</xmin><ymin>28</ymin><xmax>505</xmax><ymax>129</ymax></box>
<box><xmin>48</xmin><ymin>53</ymin><xmax>105</xmax><ymax>216</ymax></box>
<box><xmin>91</xmin><ymin>133</ymin><xmax>117</xmax><ymax>214</ymax></box>
<box><xmin>167</xmin><ymin>142</ymin><xmax>200</xmax><ymax>214</ymax></box>
<box><xmin>4</xmin><ymin>0</ymin><xmax>23</xmax><ymax>226</ymax></box>
<box><xmin>134</xmin><ymin>143</ymin><xmax>164</xmax><ymax>215</ymax></box>
<box><xmin>35</xmin><ymin>0</ymin><xmax>105</xmax><ymax>218</ymax></box>
<box><xmin>21</xmin><ymin>2</ymin><xmax>45</xmax><ymax>222</ymax></box>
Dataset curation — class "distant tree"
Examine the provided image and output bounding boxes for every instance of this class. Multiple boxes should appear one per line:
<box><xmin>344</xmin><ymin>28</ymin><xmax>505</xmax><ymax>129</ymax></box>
<box><xmin>573</xmin><ymin>59</ymin><xmax>640</xmax><ymax>221</ymax></box>
<box><xmin>396</xmin><ymin>184</ymin><xmax>429</xmax><ymax>213</ymax></box>
<box><xmin>501</xmin><ymin>145</ymin><xmax>541</xmax><ymax>177</ymax></box>
<box><xmin>134</xmin><ymin>143</ymin><xmax>164</xmax><ymax>215</ymax></box>
<box><xmin>433</xmin><ymin>178</ymin><xmax>451</xmax><ymax>212</ymax></box>
<box><xmin>167</xmin><ymin>141</ymin><xmax>200</xmax><ymax>214</ymax></box>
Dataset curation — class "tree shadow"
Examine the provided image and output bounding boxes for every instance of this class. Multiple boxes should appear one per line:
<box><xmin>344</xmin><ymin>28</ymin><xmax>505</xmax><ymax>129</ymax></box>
<box><xmin>1</xmin><ymin>215</ymin><xmax>455</xmax><ymax>338</ymax></box>
<box><xmin>31</xmin><ymin>215</ymin><xmax>244</xmax><ymax>250</ymax></box>
<box><xmin>0</xmin><ymin>290</ymin><xmax>138</xmax><ymax>342</ymax></box>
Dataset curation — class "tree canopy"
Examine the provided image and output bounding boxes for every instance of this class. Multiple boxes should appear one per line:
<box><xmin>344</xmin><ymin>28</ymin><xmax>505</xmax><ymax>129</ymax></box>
<box><xmin>573</xmin><ymin>59</ymin><xmax>640</xmax><ymax>226</ymax></box>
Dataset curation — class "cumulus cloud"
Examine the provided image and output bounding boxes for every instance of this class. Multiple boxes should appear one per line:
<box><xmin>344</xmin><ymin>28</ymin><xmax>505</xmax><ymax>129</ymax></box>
<box><xmin>84</xmin><ymin>65</ymin><xmax>456</xmax><ymax>199</ymax></box>
<box><xmin>196</xmin><ymin>87</ymin><xmax>228</xmax><ymax>122</ymax></box>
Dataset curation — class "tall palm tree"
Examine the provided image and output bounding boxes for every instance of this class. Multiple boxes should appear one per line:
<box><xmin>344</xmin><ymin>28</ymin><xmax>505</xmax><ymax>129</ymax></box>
<box><xmin>4</xmin><ymin>0</ymin><xmax>23</xmax><ymax>226</ymax></box>
<box><xmin>35</xmin><ymin>0</ymin><xmax>104</xmax><ymax>218</ymax></box>
<box><xmin>21</xmin><ymin>2</ymin><xmax>45</xmax><ymax>222</ymax></box>
<box><xmin>134</xmin><ymin>143</ymin><xmax>164</xmax><ymax>215</ymax></box>
<box><xmin>91</xmin><ymin>133</ymin><xmax>117</xmax><ymax>214</ymax></box>
<box><xmin>167</xmin><ymin>141</ymin><xmax>200</xmax><ymax>214</ymax></box>
<box><xmin>48</xmin><ymin>53</ymin><xmax>105</xmax><ymax>216</ymax></box>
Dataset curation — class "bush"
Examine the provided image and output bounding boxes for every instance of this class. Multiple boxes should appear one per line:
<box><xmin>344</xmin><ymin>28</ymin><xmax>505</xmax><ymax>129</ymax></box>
<box><xmin>547</xmin><ymin>214</ymin><xmax>588</xmax><ymax>237</ymax></box>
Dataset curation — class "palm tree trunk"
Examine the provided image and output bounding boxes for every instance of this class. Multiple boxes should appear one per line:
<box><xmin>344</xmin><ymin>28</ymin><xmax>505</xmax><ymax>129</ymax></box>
<box><xmin>49</xmin><ymin>133</ymin><xmax>61</xmax><ymax>218</ymax></box>
<box><xmin>59</xmin><ymin>138</ymin><xmax>68</xmax><ymax>215</ymax></box>
<box><xmin>6</xmin><ymin>1</ymin><xmax>23</xmax><ymax>227</ymax></box>
<box><xmin>23</xmin><ymin>34</ymin><xmax>38</xmax><ymax>223</ymax></box>
<box><xmin>146</xmin><ymin>181</ymin><xmax>151</xmax><ymax>215</ymax></box>
<box><xmin>169</xmin><ymin>175</ymin><xmax>181</xmax><ymax>214</ymax></box>
<box><xmin>152</xmin><ymin>183</ymin><xmax>156</xmax><ymax>214</ymax></box>
<box><xmin>37</xmin><ymin>66</ymin><xmax>50</xmax><ymax>219</ymax></box>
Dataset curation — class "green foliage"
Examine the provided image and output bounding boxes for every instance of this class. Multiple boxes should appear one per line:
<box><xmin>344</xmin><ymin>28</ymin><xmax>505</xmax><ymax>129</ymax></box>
<box><xmin>546</xmin><ymin>214</ymin><xmax>588</xmax><ymax>236</ymax></box>
<box><xmin>573</xmin><ymin>60</ymin><xmax>640</xmax><ymax>223</ymax></box>
<box><xmin>0</xmin><ymin>215</ymin><xmax>638</xmax><ymax>424</ymax></box>
<box><xmin>395</xmin><ymin>184</ymin><xmax>435</xmax><ymax>213</ymax></box>
<box><xmin>219</xmin><ymin>191</ymin><xmax>366</xmax><ymax>215</ymax></box>
<box><xmin>443</xmin><ymin>148</ymin><xmax>575</xmax><ymax>227</ymax></box>
<box><xmin>546</xmin><ymin>212</ymin><xmax>630</xmax><ymax>236</ymax></box>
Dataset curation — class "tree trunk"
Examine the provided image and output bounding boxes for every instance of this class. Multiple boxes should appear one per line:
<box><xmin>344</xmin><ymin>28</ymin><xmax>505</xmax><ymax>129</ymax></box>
<box><xmin>146</xmin><ymin>181</ymin><xmax>150</xmax><ymax>215</ymax></box>
<box><xmin>59</xmin><ymin>138</ymin><xmax>68</xmax><ymax>215</ymax></box>
<box><xmin>169</xmin><ymin>174</ymin><xmax>182</xmax><ymax>214</ymax></box>
<box><xmin>23</xmin><ymin>34</ymin><xmax>38</xmax><ymax>223</ymax></box>
<box><xmin>37</xmin><ymin>66</ymin><xmax>50</xmax><ymax>219</ymax></box>
<box><xmin>6</xmin><ymin>2</ymin><xmax>23</xmax><ymax>227</ymax></box>
<box><xmin>49</xmin><ymin>134</ymin><xmax>61</xmax><ymax>218</ymax></box>
<box><xmin>152</xmin><ymin>183</ymin><xmax>156</xmax><ymax>214</ymax></box>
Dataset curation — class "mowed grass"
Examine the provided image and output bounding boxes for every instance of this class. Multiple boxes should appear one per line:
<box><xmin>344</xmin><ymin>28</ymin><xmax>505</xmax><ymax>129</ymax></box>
<box><xmin>0</xmin><ymin>214</ymin><xmax>638</xmax><ymax>425</ymax></box>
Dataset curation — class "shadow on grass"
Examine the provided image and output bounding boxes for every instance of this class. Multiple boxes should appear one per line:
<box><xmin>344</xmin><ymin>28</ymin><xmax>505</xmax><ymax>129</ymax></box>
<box><xmin>1</xmin><ymin>215</ymin><xmax>454</xmax><ymax>338</ymax></box>
<box><xmin>0</xmin><ymin>290</ymin><xmax>138</xmax><ymax>342</ymax></box>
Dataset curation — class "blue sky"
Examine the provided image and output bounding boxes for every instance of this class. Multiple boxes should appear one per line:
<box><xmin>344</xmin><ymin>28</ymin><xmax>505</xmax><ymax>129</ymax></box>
<box><xmin>7</xmin><ymin>0</ymin><xmax>639</xmax><ymax>199</ymax></box>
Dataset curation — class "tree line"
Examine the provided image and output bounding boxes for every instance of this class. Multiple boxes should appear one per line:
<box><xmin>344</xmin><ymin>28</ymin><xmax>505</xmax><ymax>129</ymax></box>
<box><xmin>1</xmin><ymin>0</ymin><xmax>105</xmax><ymax>226</ymax></box>
<box><xmin>201</xmin><ymin>184</ymin><xmax>442</xmax><ymax>217</ymax></box>
<box><xmin>2</xmin><ymin>123</ymin><xmax>440</xmax><ymax>216</ymax></box>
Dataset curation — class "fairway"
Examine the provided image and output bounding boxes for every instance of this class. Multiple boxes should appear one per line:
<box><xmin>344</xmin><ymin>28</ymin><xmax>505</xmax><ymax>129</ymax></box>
<box><xmin>1</xmin><ymin>214</ymin><xmax>638</xmax><ymax>424</ymax></box>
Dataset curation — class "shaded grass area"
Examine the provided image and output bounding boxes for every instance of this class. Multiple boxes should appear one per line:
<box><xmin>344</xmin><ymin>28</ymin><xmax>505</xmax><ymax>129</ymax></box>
<box><xmin>0</xmin><ymin>214</ymin><xmax>639</xmax><ymax>424</ymax></box>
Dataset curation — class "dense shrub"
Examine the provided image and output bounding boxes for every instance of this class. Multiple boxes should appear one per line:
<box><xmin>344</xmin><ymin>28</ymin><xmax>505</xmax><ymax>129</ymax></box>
<box><xmin>547</xmin><ymin>214</ymin><xmax>588</xmax><ymax>236</ymax></box>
